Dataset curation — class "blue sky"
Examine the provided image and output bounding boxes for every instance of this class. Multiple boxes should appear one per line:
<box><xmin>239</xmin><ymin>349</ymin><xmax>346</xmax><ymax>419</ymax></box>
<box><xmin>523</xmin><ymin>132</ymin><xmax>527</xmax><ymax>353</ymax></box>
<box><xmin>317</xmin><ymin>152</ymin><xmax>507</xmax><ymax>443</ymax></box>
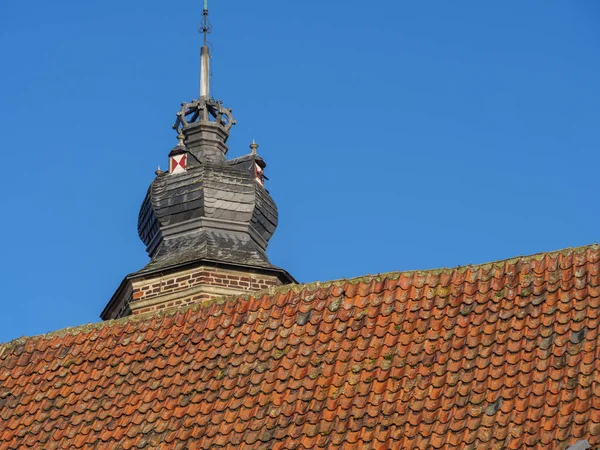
<box><xmin>0</xmin><ymin>1</ymin><xmax>598</xmax><ymax>343</ymax></box>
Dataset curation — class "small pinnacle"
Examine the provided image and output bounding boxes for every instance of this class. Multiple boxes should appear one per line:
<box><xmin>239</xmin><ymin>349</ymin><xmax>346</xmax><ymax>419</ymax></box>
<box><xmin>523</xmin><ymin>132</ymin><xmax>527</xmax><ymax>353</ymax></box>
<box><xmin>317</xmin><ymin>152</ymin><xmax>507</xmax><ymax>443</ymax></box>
<box><xmin>178</xmin><ymin>133</ymin><xmax>185</xmax><ymax>146</ymax></box>
<box><xmin>156</xmin><ymin>165</ymin><xmax>164</xmax><ymax>176</ymax></box>
<box><xmin>250</xmin><ymin>139</ymin><xmax>259</xmax><ymax>155</ymax></box>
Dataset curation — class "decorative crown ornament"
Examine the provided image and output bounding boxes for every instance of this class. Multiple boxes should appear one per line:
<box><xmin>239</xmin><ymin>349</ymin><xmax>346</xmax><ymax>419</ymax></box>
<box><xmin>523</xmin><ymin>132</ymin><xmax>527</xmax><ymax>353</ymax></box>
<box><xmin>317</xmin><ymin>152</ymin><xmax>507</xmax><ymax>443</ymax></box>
<box><xmin>173</xmin><ymin>97</ymin><xmax>236</xmax><ymax>136</ymax></box>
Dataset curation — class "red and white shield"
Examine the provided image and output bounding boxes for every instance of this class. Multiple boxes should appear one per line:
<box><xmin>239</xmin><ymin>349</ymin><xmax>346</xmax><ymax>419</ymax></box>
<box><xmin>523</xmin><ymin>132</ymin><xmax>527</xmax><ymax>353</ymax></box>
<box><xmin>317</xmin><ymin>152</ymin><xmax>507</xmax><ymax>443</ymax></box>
<box><xmin>255</xmin><ymin>163</ymin><xmax>264</xmax><ymax>186</ymax></box>
<box><xmin>170</xmin><ymin>154</ymin><xmax>187</xmax><ymax>174</ymax></box>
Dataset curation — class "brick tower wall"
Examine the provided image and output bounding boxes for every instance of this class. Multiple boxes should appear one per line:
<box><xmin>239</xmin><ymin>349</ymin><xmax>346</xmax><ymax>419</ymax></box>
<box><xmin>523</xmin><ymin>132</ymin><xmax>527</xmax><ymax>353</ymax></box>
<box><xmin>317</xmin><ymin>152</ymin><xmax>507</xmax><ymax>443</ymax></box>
<box><xmin>126</xmin><ymin>266</ymin><xmax>283</xmax><ymax>316</ymax></box>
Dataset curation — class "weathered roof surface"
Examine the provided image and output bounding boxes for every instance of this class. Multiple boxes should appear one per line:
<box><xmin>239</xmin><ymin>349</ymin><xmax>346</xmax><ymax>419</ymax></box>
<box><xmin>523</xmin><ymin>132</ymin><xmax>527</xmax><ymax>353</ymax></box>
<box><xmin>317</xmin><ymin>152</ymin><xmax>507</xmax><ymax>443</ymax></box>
<box><xmin>137</xmin><ymin>159</ymin><xmax>279</xmax><ymax>272</ymax></box>
<box><xmin>147</xmin><ymin>163</ymin><xmax>260</xmax><ymax>228</ymax></box>
<box><xmin>1</xmin><ymin>245</ymin><xmax>600</xmax><ymax>449</ymax></box>
<box><xmin>134</xmin><ymin>229</ymin><xmax>276</xmax><ymax>276</ymax></box>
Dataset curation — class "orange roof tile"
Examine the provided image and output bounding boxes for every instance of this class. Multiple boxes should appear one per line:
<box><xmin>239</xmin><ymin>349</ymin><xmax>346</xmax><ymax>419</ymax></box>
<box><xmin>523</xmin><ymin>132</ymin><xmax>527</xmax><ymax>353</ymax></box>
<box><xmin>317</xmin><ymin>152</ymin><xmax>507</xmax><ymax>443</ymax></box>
<box><xmin>1</xmin><ymin>245</ymin><xmax>600</xmax><ymax>449</ymax></box>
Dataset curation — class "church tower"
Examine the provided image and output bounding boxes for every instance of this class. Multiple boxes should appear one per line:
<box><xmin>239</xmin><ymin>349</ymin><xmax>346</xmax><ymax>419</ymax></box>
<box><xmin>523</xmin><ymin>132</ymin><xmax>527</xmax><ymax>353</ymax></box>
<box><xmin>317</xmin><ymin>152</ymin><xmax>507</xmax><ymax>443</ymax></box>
<box><xmin>101</xmin><ymin>3</ymin><xmax>295</xmax><ymax>320</ymax></box>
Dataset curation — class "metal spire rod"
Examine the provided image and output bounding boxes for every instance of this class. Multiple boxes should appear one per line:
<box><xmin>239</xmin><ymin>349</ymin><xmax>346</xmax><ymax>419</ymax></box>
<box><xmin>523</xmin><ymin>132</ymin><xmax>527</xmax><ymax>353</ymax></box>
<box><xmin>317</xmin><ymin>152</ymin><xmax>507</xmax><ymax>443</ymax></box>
<box><xmin>202</xmin><ymin>0</ymin><xmax>209</xmax><ymax>46</ymax></box>
<box><xmin>199</xmin><ymin>0</ymin><xmax>212</xmax><ymax>99</ymax></box>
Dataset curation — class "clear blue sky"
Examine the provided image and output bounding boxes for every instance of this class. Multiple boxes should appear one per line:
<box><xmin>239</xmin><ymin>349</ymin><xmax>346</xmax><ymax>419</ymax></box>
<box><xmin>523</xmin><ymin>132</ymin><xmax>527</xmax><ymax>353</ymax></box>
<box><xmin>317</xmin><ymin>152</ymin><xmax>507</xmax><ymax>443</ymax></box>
<box><xmin>0</xmin><ymin>1</ymin><xmax>598</xmax><ymax>343</ymax></box>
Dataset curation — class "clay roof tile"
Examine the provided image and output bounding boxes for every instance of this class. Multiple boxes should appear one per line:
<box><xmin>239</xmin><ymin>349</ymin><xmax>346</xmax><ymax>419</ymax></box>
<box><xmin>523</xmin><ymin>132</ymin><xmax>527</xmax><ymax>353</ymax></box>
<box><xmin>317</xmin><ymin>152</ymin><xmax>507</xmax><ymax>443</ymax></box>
<box><xmin>1</xmin><ymin>245</ymin><xmax>600</xmax><ymax>448</ymax></box>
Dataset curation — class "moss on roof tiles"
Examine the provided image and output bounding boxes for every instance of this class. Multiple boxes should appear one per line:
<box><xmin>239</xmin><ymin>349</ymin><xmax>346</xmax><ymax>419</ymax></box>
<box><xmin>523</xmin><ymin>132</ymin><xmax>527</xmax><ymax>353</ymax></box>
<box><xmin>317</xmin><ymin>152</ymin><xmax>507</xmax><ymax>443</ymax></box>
<box><xmin>1</xmin><ymin>243</ymin><xmax>597</xmax><ymax>352</ymax></box>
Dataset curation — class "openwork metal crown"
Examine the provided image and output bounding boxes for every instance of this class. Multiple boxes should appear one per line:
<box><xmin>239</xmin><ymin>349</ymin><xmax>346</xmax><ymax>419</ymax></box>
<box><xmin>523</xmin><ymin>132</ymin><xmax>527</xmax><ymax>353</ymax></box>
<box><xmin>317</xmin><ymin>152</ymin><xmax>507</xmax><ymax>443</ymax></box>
<box><xmin>173</xmin><ymin>98</ymin><xmax>236</xmax><ymax>135</ymax></box>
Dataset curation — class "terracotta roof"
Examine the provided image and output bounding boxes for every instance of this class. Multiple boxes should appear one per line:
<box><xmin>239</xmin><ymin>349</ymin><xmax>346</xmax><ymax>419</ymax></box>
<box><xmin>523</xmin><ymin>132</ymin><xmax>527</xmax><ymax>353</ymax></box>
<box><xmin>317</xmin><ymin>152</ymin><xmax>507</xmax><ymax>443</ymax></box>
<box><xmin>1</xmin><ymin>245</ymin><xmax>600</xmax><ymax>449</ymax></box>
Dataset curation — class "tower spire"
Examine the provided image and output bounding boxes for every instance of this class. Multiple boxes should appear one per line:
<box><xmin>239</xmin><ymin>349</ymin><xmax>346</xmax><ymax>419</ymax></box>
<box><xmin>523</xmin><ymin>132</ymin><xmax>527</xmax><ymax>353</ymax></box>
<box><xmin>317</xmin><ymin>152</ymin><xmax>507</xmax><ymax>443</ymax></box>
<box><xmin>172</xmin><ymin>1</ymin><xmax>235</xmax><ymax>164</ymax></box>
<box><xmin>199</xmin><ymin>0</ymin><xmax>211</xmax><ymax>99</ymax></box>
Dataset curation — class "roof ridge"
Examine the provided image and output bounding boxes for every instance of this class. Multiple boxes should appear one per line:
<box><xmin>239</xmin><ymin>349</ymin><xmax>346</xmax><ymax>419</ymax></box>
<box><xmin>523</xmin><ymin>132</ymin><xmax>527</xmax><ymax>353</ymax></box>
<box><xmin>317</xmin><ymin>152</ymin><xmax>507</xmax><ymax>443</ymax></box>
<box><xmin>1</xmin><ymin>243</ymin><xmax>597</xmax><ymax>351</ymax></box>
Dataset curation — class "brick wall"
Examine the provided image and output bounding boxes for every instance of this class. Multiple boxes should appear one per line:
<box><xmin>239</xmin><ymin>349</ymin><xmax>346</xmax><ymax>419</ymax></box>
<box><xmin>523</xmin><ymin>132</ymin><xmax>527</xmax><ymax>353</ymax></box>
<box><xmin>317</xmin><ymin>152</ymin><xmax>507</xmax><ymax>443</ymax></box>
<box><xmin>127</xmin><ymin>266</ymin><xmax>282</xmax><ymax>316</ymax></box>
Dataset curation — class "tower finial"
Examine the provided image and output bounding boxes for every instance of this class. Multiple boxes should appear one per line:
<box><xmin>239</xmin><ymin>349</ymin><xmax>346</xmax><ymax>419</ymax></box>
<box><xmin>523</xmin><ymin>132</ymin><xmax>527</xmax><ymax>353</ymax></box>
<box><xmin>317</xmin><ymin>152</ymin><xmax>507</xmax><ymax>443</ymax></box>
<box><xmin>199</xmin><ymin>0</ymin><xmax>212</xmax><ymax>99</ymax></box>
<box><xmin>172</xmin><ymin>2</ymin><xmax>235</xmax><ymax>163</ymax></box>
<box><xmin>202</xmin><ymin>0</ymin><xmax>209</xmax><ymax>46</ymax></box>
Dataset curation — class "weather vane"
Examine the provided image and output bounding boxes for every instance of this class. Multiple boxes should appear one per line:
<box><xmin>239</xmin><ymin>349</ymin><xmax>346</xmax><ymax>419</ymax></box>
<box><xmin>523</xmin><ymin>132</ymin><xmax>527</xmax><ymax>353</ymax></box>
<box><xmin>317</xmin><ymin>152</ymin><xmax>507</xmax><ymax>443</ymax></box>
<box><xmin>198</xmin><ymin>0</ymin><xmax>213</xmax><ymax>99</ymax></box>
<box><xmin>200</xmin><ymin>0</ymin><xmax>211</xmax><ymax>47</ymax></box>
